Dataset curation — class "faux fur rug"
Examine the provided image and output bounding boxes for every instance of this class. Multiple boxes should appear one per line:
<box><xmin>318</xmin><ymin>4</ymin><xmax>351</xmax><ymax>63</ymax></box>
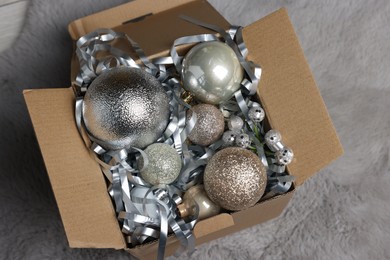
<box><xmin>1</xmin><ymin>0</ymin><xmax>389</xmax><ymax>259</ymax></box>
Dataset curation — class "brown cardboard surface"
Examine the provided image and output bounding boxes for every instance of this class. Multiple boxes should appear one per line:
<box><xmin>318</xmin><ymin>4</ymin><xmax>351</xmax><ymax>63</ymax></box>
<box><xmin>243</xmin><ymin>9</ymin><xmax>344</xmax><ymax>185</ymax></box>
<box><xmin>68</xmin><ymin>0</ymin><xmax>196</xmax><ymax>40</ymax></box>
<box><xmin>128</xmin><ymin>191</ymin><xmax>294</xmax><ymax>259</ymax></box>
<box><xmin>112</xmin><ymin>0</ymin><xmax>230</xmax><ymax>60</ymax></box>
<box><xmin>69</xmin><ymin>0</ymin><xmax>230</xmax><ymax>83</ymax></box>
<box><xmin>23</xmin><ymin>88</ymin><xmax>126</xmax><ymax>249</ymax></box>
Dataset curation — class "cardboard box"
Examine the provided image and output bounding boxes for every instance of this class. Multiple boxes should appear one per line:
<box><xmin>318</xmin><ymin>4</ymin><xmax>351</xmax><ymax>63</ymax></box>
<box><xmin>23</xmin><ymin>0</ymin><xmax>343</xmax><ymax>259</ymax></box>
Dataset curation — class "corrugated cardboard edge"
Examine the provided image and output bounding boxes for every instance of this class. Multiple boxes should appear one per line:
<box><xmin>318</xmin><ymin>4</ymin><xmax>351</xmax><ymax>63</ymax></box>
<box><xmin>23</xmin><ymin>88</ymin><xmax>126</xmax><ymax>249</ymax></box>
<box><xmin>243</xmin><ymin>8</ymin><xmax>344</xmax><ymax>185</ymax></box>
<box><xmin>127</xmin><ymin>191</ymin><xmax>294</xmax><ymax>259</ymax></box>
<box><xmin>68</xmin><ymin>0</ymin><xmax>196</xmax><ymax>40</ymax></box>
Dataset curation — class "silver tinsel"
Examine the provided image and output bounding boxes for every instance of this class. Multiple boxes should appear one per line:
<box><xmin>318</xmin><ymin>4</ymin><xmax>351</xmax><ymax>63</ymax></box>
<box><xmin>82</xmin><ymin>67</ymin><xmax>170</xmax><ymax>150</ymax></box>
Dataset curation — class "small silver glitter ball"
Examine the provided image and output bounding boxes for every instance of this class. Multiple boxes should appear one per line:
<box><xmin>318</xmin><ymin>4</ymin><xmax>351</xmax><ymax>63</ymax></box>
<box><xmin>275</xmin><ymin>146</ymin><xmax>294</xmax><ymax>165</ymax></box>
<box><xmin>82</xmin><ymin>67</ymin><xmax>170</xmax><ymax>150</ymax></box>
<box><xmin>235</xmin><ymin>133</ymin><xmax>251</xmax><ymax>148</ymax></box>
<box><xmin>204</xmin><ymin>147</ymin><xmax>267</xmax><ymax>211</ymax></box>
<box><xmin>264</xmin><ymin>129</ymin><xmax>283</xmax><ymax>152</ymax></box>
<box><xmin>139</xmin><ymin>143</ymin><xmax>182</xmax><ymax>185</ymax></box>
<box><xmin>248</xmin><ymin>106</ymin><xmax>265</xmax><ymax>123</ymax></box>
<box><xmin>187</xmin><ymin>104</ymin><xmax>225</xmax><ymax>146</ymax></box>
<box><xmin>222</xmin><ymin>130</ymin><xmax>238</xmax><ymax>147</ymax></box>
<box><xmin>227</xmin><ymin>115</ymin><xmax>244</xmax><ymax>130</ymax></box>
<box><xmin>181</xmin><ymin>41</ymin><xmax>244</xmax><ymax>104</ymax></box>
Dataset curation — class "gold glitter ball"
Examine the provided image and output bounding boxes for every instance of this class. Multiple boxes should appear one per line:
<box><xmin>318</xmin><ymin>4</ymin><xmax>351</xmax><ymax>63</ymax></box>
<box><xmin>187</xmin><ymin>103</ymin><xmax>225</xmax><ymax>146</ymax></box>
<box><xmin>204</xmin><ymin>147</ymin><xmax>267</xmax><ymax>211</ymax></box>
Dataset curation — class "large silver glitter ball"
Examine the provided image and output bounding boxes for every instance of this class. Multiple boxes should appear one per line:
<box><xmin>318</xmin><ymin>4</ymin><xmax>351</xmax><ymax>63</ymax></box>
<box><xmin>275</xmin><ymin>146</ymin><xmax>294</xmax><ymax>165</ymax></box>
<box><xmin>248</xmin><ymin>106</ymin><xmax>265</xmax><ymax>123</ymax></box>
<box><xmin>187</xmin><ymin>104</ymin><xmax>225</xmax><ymax>146</ymax></box>
<box><xmin>204</xmin><ymin>147</ymin><xmax>267</xmax><ymax>211</ymax></box>
<box><xmin>82</xmin><ymin>67</ymin><xmax>170</xmax><ymax>150</ymax></box>
<box><xmin>181</xmin><ymin>41</ymin><xmax>244</xmax><ymax>105</ymax></box>
<box><xmin>139</xmin><ymin>143</ymin><xmax>182</xmax><ymax>185</ymax></box>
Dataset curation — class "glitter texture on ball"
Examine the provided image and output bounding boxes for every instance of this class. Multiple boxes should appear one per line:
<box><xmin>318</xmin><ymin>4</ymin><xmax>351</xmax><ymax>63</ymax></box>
<box><xmin>204</xmin><ymin>147</ymin><xmax>267</xmax><ymax>211</ymax></box>
<box><xmin>139</xmin><ymin>143</ymin><xmax>182</xmax><ymax>186</ymax></box>
<box><xmin>82</xmin><ymin>67</ymin><xmax>170</xmax><ymax>150</ymax></box>
<box><xmin>235</xmin><ymin>133</ymin><xmax>251</xmax><ymax>148</ymax></box>
<box><xmin>181</xmin><ymin>41</ymin><xmax>244</xmax><ymax>104</ymax></box>
<box><xmin>264</xmin><ymin>129</ymin><xmax>283</xmax><ymax>152</ymax></box>
<box><xmin>222</xmin><ymin>130</ymin><xmax>238</xmax><ymax>147</ymax></box>
<box><xmin>275</xmin><ymin>146</ymin><xmax>294</xmax><ymax>165</ymax></box>
<box><xmin>187</xmin><ymin>104</ymin><xmax>225</xmax><ymax>146</ymax></box>
<box><xmin>248</xmin><ymin>106</ymin><xmax>265</xmax><ymax>123</ymax></box>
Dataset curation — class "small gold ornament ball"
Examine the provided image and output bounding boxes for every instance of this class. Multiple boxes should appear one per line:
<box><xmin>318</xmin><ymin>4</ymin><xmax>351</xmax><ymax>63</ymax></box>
<box><xmin>204</xmin><ymin>147</ymin><xmax>267</xmax><ymax>211</ymax></box>
<box><xmin>187</xmin><ymin>103</ymin><xmax>225</xmax><ymax>146</ymax></box>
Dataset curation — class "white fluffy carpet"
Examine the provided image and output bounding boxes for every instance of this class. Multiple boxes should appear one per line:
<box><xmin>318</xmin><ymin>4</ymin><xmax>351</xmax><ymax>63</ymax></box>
<box><xmin>1</xmin><ymin>0</ymin><xmax>389</xmax><ymax>259</ymax></box>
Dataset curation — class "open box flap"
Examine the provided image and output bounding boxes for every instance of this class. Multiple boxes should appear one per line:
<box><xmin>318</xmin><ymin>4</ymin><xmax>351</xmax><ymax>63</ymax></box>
<box><xmin>69</xmin><ymin>0</ymin><xmax>231</xmax><ymax>82</ymax></box>
<box><xmin>243</xmin><ymin>8</ymin><xmax>343</xmax><ymax>185</ymax></box>
<box><xmin>23</xmin><ymin>88</ymin><xmax>126</xmax><ymax>249</ymax></box>
<box><xmin>68</xmin><ymin>0</ymin><xmax>197</xmax><ymax>40</ymax></box>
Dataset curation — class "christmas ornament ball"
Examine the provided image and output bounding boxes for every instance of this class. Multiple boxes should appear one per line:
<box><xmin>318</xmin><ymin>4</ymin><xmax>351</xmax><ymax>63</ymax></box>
<box><xmin>222</xmin><ymin>130</ymin><xmax>238</xmax><ymax>147</ymax></box>
<box><xmin>248</xmin><ymin>106</ymin><xmax>265</xmax><ymax>123</ymax></box>
<box><xmin>187</xmin><ymin>104</ymin><xmax>225</xmax><ymax>146</ymax></box>
<box><xmin>139</xmin><ymin>143</ymin><xmax>182</xmax><ymax>186</ymax></box>
<box><xmin>264</xmin><ymin>129</ymin><xmax>282</xmax><ymax>146</ymax></box>
<box><xmin>204</xmin><ymin>147</ymin><xmax>267</xmax><ymax>211</ymax></box>
<box><xmin>275</xmin><ymin>146</ymin><xmax>294</xmax><ymax>165</ymax></box>
<box><xmin>177</xmin><ymin>185</ymin><xmax>221</xmax><ymax>221</ymax></box>
<box><xmin>82</xmin><ymin>67</ymin><xmax>170</xmax><ymax>150</ymax></box>
<box><xmin>181</xmin><ymin>41</ymin><xmax>244</xmax><ymax>104</ymax></box>
<box><xmin>235</xmin><ymin>133</ymin><xmax>251</xmax><ymax>148</ymax></box>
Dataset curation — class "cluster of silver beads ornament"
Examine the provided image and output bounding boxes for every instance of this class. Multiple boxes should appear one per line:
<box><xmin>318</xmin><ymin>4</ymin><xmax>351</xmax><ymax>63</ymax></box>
<box><xmin>248</xmin><ymin>106</ymin><xmax>265</xmax><ymax>123</ymax></box>
<box><xmin>222</xmin><ymin>115</ymin><xmax>251</xmax><ymax>148</ymax></box>
<box><xmin>264</xmin><ymin>129</ymin><xmax>294</xmax><ymax>166</ymax></box>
